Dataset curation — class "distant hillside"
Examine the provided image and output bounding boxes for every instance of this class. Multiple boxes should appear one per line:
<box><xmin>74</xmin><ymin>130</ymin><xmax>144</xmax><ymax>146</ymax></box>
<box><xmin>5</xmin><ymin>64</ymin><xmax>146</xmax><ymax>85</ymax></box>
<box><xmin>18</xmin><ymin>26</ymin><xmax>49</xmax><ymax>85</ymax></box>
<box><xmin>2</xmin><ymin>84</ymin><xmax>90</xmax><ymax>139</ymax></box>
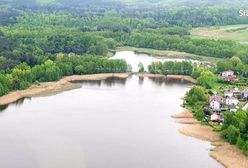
<box><xmin>120</xmin><ymin>0</ymin><xmax>248</xmax><ymax>8</ymax></box>
<box><xmin>1</xmin><ymin>0</ymin><xmax>248</xmax><ymax>8</ymax></box>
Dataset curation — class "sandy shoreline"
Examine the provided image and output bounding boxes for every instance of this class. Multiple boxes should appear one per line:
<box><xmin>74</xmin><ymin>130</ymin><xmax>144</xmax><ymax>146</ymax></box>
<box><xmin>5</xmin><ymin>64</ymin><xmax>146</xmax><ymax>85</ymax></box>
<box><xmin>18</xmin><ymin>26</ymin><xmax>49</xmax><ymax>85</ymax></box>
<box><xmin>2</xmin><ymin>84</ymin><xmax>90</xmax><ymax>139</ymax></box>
<box><xmin>136</xmin><ymin>73</ymin><xmax>197</xmax><ymax>84</ymax></box>
<box><xmin>172</xmin><ymin>109</ymin><xmax>248</xmax><ymax>168</ymax></box>
<box><xmin>0</xmin><ymin>73</ymin><xmax>129</xmax><ymax>106</ymax></box>
<box><xmin>0</xmin><ymin>73</ymin><xmax>196</xmax><ymax>106</ymax></box>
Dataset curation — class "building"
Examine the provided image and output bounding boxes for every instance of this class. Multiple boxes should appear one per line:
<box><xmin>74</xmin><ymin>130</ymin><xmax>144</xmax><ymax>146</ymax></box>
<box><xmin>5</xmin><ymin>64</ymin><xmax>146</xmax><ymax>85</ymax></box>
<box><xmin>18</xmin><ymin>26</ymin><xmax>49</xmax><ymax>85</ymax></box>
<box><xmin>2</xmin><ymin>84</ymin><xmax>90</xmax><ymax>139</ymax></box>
<box><xmin>233</xmin><ymin>88</ymin><xmax>242</xmax><ymax>99</ymax></box>
<box><xmin>224</xmin><ymin>91</ymin><xmax>233</xmax><ymax>98</ymax></box>
<box><xmin>242</xmin><ymin>90</ymin><xmax>248</xmax><ymax>100</ymax></box>
<box><xmin>210</xmin><ymin>113</ymin><xmax>223</xmax><ymax>123</ymax></box>
<box><xmin>226</xmin><ymin>97</ymin><xmax>239</xmax><ymax>105</ymax></box>
<box><xmin>230</xmin><ymin>105</ymin><xmax>239</xmax><ymax>112</ymax></box>
<box><xmin>221</xmin><ymin>71</ymin><xmax>234</xmax><ymax>77</ymax></box>
<box><xmin>209</xmin><ymin>95</ymin><xmax>222</xmax><ymax>111</ymax></box>
<box><xmin>221</xmin><ymin>71</ymin><xmax>236</xmax><ymax>82</ymax></box>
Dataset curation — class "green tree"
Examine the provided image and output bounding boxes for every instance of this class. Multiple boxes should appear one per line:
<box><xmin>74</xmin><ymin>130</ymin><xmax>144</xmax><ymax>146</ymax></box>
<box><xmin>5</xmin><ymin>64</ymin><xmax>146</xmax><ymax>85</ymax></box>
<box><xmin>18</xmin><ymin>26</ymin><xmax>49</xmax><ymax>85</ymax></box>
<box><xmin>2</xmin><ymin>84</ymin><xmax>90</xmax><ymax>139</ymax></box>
<box><xmin>185</xmin><ymin>86</ymin><xmax>208</xmax><ymax>105</ymax></box>
<box><xmin>221</xmin><ymin>125</ymin><xmax>240</xmax><ymax>144</ymax></box>
<box><xmin>197</xmin><ymin>70</ymin><xmax>216</xmax><ymax>89</ymax></box>
<box><xmin>138</xmin><ymin>62</ymin><xmax>145</xmax><ymax>73</ymax></box>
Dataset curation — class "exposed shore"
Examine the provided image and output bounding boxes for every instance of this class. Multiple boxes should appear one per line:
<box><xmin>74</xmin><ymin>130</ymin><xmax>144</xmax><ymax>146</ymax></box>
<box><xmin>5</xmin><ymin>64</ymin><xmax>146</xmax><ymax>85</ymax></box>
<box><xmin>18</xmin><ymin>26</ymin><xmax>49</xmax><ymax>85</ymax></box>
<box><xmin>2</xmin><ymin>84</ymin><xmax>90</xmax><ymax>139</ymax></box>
<box><xmin>0</xmin><ymin>73</ymin><xmax>196</xmax><ymax>106</ymax></box>
<box><xmin>172</xmin><ymin>109</ymin><xmax>248</xmax><ymax>168</ymax></box>
<box><xmin>0</xmin><ymin>73</ymin><xmax>129</xmax><ymax>106</ymax></box>
<box><xmin>136</xmin><ymin>73</ymin><xmax>197</xmax><ymax>84</ymax></box>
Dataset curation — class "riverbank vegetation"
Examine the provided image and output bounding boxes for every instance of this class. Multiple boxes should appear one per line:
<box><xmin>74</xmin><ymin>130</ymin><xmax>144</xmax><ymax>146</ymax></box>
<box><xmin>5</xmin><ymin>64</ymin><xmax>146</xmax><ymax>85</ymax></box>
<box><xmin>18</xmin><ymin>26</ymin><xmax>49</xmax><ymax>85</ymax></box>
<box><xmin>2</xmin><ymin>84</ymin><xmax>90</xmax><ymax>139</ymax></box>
<box><xmin>183</xmin><ymin>66</ymin><xmax>248</xmax><ymax>156</ymax></box>
<box><xmin>0</xmin><ymin>56</ymin><xmax>127</xmax><ymax>96</ymax></box>
<box><xmin>148</xmin><ymin>61</ymin><xmax>193</xmax><ymax>75</ymax></box>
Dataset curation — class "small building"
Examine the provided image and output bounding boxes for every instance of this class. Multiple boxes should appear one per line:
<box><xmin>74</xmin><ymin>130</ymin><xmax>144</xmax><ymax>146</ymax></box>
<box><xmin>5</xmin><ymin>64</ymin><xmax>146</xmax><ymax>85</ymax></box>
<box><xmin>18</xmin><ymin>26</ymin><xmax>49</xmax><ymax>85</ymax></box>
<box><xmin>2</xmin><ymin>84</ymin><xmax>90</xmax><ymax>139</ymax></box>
<box><xmin>209</xmin><ymin>95</ymin><xmax>222</xmax><ymax>111</ymax></box>
<box><xmin>224</xmin><ymin>91</ymin><xmax>233</xmax><ymax>98</ymax></box>
<box><xmin>226</xmin><ymin>75</ymin><xmax>237</xmax><ymax>82</ymax></box>
<box><xmin>242</xmin><ymin>90</ymin><xmax>248</xmax><ymax>100</ymax></box>
<box><xmin>226</xmin><ymin>97</ymin><xmax>239</xmax><ymax>105</ymax></box>
<box><xmin>221</xmin><ymin>71</ymin><xmax>234</xmax><ymax>77</ymax></box>
<box><xmin>233</xmin><ymin>88</ymin><xmax>242</xmax><ymax>99</ymax></box>
<box><xmin>230</xmin><ymin>105</ymin><xmax>239</xmax><ymax>112</ymax></box>
<box><xmin>221</xmin><ymin>71</ymin><xmax>236</xmax><ymax>82</ymax></box>
<box><xmin>210</xmin><ymin>113</ymin><xmax>223</xmax><ymax>123</ymax></box>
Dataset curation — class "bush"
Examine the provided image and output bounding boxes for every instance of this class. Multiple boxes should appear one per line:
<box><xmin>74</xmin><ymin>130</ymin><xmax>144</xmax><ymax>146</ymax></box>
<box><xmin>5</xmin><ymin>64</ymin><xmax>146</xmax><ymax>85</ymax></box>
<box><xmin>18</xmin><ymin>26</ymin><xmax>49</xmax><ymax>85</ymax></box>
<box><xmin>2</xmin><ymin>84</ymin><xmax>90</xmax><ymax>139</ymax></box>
<box><xmin>221</xmin><ymin>125</ymin><xmax>240</xmax><ymax>144</ymax></box>
<box><xmin>236</xmin><ymin>136</ymin><xmax>245</xmax><ymax>150</ymax></box>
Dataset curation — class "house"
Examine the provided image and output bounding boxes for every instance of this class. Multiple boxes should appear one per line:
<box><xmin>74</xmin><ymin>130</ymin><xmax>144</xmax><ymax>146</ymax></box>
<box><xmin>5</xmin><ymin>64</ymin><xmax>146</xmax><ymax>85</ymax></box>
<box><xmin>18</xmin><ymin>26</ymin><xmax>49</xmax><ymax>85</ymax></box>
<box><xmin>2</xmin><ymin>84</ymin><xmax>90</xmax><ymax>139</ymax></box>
<box><xmin>233</xmin><ymin>88</ymin><xmax>242</xmax><ymax>99</ymax></box>
<box><xmin>210</xmin><ymin>113</ymin><xmax>223</xmax><ymax>123</ymax></box>
<box><xmin>221</xmin><ymin>71</ymin><xmax>234</xmax><ymax>77</ymax></box>
<box><xmin>230</xmin><ymin>105</ymin><xmax>239</xmax><ymax>112</ymax></box>
<box><xmin>224</xmin><ymin>91</ymin><xmax>233</xmax><ymax>98</ymax></box>
<box><xmin>226</xmin><ymin>97</ymin><xmax>239</xmax><ymax>105</ymax></box>
<box><xmin>226</xmin><ymin>75</ymin><xmax>237</xmax><ymax>82</ymax></box>
<box><xmin>221</xmin><ymin>71</ymin><xmax>236</xmax><ymax>82</ymax></box>
<box><xmin>209</xmin><ymin>95</ymin><xmax>222</xmax><ymax>111</ymax></box>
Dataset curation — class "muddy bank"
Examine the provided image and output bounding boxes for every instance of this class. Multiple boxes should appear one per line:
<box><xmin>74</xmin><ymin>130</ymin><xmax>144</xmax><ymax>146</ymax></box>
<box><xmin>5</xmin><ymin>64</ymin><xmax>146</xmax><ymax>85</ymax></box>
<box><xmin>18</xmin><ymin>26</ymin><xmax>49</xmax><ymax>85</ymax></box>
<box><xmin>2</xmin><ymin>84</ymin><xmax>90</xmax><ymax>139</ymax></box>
<box><xmin>173</xmin><ymin>109</ymin><xmax>248</xmax><ymax>168</ymax></box>
<box><xmin>136</xmin><ymin>73</ymin><xmax>197</xmax><ymax>84</ymax></box>
<box><xmin>0</xmin><ymin>73</ymin><xmax>129</xmax><ymax>106</ymax></box>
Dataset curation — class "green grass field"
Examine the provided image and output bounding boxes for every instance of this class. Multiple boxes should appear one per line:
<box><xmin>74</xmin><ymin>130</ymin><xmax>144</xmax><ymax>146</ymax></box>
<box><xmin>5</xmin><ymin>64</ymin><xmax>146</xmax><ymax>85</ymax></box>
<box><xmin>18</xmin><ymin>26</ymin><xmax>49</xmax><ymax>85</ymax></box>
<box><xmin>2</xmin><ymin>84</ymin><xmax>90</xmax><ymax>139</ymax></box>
<box><xmin>191</xmin><ymin>24</ymin><xmax>248</xmax><ymax>44</ymax></box>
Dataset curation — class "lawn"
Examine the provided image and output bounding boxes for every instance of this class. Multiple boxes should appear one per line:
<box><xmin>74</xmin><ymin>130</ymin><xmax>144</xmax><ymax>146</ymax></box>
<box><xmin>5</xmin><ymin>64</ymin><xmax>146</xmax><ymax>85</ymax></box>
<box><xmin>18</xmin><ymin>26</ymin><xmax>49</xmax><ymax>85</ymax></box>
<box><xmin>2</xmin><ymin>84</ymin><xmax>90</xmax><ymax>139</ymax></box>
<box><xmin>190</xmin><ymin>24</ymin><xmax>248</xmax><ymax>44</ymax></box>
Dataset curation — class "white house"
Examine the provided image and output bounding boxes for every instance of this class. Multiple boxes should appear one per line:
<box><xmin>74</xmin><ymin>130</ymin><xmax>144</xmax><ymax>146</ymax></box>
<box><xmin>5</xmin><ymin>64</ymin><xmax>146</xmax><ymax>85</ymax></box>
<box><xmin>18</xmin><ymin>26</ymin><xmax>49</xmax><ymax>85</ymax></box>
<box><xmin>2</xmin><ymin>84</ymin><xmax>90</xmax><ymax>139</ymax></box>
<box><xmin>209</xmin><ymin>95</ymin><xmax>222</xmax><ymax>111</ymax></box>
<box><xmin>226</xmin><ymin>97</ymin><xmax>239</xmax><ymax>105</ymax></box>
<box><xmin>221</xmin><ymin>71</ymin><xmax>234</xmax><ymax>77</ymax></box>
<box><xmin>224</xmin><ymin>91</ymin><xmax>233</xmax><ymax>98</ymax></box>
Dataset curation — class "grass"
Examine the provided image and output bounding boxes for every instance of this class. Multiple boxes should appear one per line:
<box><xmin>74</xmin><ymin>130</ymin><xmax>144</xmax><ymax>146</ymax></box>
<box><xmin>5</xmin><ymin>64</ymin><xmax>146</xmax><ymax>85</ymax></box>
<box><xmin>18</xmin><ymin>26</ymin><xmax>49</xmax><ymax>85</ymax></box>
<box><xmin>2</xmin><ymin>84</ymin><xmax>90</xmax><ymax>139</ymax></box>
<box><xmin>109</xmin><ymin>46</ymin><xmax>225</xmax><ymax>63</ymax></box>
<box><xmin>190</xmin><ymin>24</ymin><xmax>248</xmax><ymax>44</ymax></box>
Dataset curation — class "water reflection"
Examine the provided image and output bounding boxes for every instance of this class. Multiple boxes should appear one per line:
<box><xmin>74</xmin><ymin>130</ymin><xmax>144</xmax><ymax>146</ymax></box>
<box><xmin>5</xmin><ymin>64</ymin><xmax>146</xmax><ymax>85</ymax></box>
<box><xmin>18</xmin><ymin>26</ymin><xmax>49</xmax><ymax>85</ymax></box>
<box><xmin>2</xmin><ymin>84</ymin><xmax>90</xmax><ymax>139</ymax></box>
<box><xmin>0</xmin><ymin>97</ymin><xmax>31</xmax><ymax>112</ymax></box>
<box><xmin>148</xmin><ymin>77</ymin><xmax>191</xmax><ymax>86</ymax></box>
<box><xmin>138</xmin><ymin>76</ymin><xmax>144</xmax><ymax>85</ymax></box>
<box><xmin>111</xmin><ymin>51</ymin><xmax>202</xmax><ymax>72</ymax></box>
<box><xmin>75</xmin><ymin>77</ymin><xmax>127</xmax><ymax>87</ymax></box>
<box><xmin>0</xmin><ymin>76</ymin><xmax>222</xmax><ymax>168</ymax></box>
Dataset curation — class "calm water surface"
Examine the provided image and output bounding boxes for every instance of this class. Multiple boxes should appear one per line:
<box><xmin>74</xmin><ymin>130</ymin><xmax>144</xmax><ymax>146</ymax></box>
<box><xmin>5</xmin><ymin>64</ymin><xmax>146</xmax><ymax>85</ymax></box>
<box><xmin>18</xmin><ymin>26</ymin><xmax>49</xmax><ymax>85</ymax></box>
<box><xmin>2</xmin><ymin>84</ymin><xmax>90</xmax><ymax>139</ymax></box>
<box><xmin>111</xmin><ymin>51</ymin><xmax>201</xmax><ymax>72</ymax></box>
<box><xmin>0</xmin><ymin>76</ymin><xmax>222</xmax><ymax>168</ymax></box>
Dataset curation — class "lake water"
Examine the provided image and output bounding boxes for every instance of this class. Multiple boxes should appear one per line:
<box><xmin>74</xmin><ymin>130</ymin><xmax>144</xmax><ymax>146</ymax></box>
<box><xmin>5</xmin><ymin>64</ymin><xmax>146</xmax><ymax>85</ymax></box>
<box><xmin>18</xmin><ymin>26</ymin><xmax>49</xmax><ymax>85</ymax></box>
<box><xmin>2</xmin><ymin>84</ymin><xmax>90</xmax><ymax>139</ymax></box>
<box><xmin>110</xmin><ymin>51</ymin><xmax>201</xmax><ymax>72</ymax></box>
<box><xmin>0</xmin><ymin>75</ymin><xmax>222</xmax><ymax>168</ymax></box>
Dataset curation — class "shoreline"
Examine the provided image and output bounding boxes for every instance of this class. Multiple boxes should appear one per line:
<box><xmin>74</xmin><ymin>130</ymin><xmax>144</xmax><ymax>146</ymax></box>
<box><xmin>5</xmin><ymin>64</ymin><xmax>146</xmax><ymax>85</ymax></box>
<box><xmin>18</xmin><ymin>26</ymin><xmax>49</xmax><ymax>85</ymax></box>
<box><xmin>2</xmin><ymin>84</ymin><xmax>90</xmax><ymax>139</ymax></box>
<box><xmin>1</xmin><ymin>72</ymin><xmax>245</xmax><ymax>167</ymax></box>
<box><xmin>0</xmin><ymin>73</ymin><xmax>196</xmax><ymax>106</ymax></box>
<box><xmin>136</xmin><ymin>73</ymin><xmax>197</xmax><ymax>84</ymax></box>
<box><xmin>109</xmin><ymin>46</ymin><xmax>224</xmax><ymax>63</ymax></box>
<box><xmin>172</xmin><ymin>109</ymin><xmax>248</xmax><ymax>168</ymax></box>
<box><xmin>0</xmin><ymin>73</ymin><xmax>129</xmax><ymax>106</ymax></box>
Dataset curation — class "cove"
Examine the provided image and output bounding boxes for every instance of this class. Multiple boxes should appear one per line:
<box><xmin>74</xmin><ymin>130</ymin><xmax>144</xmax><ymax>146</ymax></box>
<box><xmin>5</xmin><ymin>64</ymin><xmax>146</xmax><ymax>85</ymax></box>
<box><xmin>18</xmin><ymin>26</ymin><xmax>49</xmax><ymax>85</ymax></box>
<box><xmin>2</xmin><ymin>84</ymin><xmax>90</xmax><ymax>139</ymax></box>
<box><xmin>0</xmin><ymin>75</ymin><xmax>222</xmax><ymax>168</ymax></box>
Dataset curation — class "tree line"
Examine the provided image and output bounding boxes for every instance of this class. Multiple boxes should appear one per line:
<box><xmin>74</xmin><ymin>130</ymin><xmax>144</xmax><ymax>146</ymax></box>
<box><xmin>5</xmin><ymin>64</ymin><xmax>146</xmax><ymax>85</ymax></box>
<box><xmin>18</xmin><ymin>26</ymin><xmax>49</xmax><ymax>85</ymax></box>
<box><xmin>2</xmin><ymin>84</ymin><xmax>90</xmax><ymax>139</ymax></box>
<box><xmin>148</xmin><ymin>61</ymin><xmax>193</xmax><ymax>75</ymax></box>
<box><xmin>0</xmin><ymin>55</ymin><xmax>127</xmax><ymax>96</ymax></box>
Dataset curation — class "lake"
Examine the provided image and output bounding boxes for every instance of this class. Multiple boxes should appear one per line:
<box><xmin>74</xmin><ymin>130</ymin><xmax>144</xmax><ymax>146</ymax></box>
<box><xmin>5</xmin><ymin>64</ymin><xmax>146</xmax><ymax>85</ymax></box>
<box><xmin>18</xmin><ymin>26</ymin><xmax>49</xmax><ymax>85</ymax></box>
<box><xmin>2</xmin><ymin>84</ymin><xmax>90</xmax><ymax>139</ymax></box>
<box><xmin>0</xmin><ymin>75</ymin><xmax>222</xmax><ymax>168</ymax></box>
<box><xmin>110</xmin><ymin>51</ymin><xmax>201</xmax><ymax>72</ymax></box>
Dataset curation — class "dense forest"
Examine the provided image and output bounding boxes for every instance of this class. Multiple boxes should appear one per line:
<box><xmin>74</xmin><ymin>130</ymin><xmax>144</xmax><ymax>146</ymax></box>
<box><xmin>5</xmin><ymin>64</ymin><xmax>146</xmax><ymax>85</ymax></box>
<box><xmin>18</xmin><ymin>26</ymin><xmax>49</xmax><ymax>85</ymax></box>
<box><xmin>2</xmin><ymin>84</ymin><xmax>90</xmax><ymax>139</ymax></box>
<box><xmin>0</xmin><ymin>0</ymin><xmax>248</xmax><ymax>92</ymax></box>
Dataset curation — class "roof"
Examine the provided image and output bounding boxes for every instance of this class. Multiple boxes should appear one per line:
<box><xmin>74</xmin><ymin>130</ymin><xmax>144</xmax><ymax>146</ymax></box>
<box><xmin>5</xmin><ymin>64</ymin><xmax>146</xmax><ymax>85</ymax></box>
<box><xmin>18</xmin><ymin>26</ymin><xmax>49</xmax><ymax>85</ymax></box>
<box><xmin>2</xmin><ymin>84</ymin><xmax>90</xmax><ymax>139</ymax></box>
<box><xmin>226</xmin><ymin>97</ymin><xmax>238</xmax><ymax>100</ymax></box>
<box><xmin>222</xmin><ymin>70</ymin><xmax>234</xmax><ymax>73</ymax></box>
<box><xmin>211</xmin><ymin>113</ymin><xmax>222</xmax><ymax>121</ymax></box>
<box><xmin>209</xmin><ymin>95</ymin><xmax>222</xmax><ymax>103</ymax></box>
<box><xmin>224</xmin><ymin>91</ymin><xmax>233</xmax><ymax>94</ymax></box>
